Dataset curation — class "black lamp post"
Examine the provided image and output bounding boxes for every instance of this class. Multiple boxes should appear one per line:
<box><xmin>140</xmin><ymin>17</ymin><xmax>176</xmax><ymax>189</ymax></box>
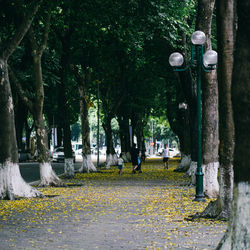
<box><xmin>169</xmin><ymin>31</ymin><xmax>218</xmax><ymax>202</ymax></box>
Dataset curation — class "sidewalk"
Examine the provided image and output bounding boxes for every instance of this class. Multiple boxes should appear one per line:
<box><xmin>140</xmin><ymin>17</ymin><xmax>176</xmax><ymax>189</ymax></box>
<box><xmin>0</xmin><ymin>159</ymin><xmax>226</xmax><ymax>249</ymax></box>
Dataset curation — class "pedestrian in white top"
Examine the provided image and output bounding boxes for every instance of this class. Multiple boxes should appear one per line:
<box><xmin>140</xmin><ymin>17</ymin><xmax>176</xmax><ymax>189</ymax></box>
<box><xmin>163</xmin><ymin>144</ymin><xmax>169</xmax><ymax>169</ymax></box>
<box><xmin>117</xmin><ymin>153</ymin><xmax>124</xmax><ymax>175</ymax></box>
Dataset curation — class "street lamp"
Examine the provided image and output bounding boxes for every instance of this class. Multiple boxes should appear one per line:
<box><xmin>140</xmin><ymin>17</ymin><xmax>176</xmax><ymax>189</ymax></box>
<box><xmin>169</xmin><ymin>30</ymin><xmax>218</xmax><ymax>202</ymax></box>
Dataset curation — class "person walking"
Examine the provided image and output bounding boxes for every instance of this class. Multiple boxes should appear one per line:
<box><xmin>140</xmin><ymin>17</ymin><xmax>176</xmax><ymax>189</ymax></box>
<box><xmin>137</xmin><ymin>152</ymin><xmax>142</xmax><ymax>173</ymax></box>
<box><xmin>163</xmin><ymin>144</ymin><xmax>169</xmax><ymax>169</ymax></box>
<box><xmin>117</xmin><ymin>153</ymin><xmax>124</xmax><ymax>175</ymax></box>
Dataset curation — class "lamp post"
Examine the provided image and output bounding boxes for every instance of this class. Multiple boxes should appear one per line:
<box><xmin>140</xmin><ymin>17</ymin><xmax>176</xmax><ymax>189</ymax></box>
<box><xmin>169</xmin><ymin>31</ymin><xmax>218</xmax><ymax>202</ymax></box>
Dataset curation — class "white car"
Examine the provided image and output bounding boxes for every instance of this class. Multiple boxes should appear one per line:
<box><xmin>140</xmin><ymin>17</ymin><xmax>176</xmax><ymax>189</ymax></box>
<box><xmin>52</xmin><ymin>147</ymin><xmax>75</xmax><ymax>162</ymax></box>
<box><xmin>168</xmin><ymin>148</ymin><xmax>180</xmax><ymax>158</ymax></box>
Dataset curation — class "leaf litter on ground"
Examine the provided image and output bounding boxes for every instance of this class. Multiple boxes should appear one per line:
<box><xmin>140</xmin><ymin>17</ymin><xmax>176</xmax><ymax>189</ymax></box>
<box><xmin>0</xmin><ymin>158</ymin><xmax>226</xmax><ymax>249</ymax></box>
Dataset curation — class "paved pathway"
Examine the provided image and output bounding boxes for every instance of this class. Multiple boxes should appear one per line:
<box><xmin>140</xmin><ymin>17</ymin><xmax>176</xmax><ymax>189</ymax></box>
<box><xmin>0</xmin><ymin>160</ymin><xmax>226</xmax><ymax>249</ymax></box>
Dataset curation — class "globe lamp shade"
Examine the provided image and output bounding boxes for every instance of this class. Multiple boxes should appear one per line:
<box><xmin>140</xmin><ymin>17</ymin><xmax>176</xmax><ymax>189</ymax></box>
<box><xmin>169</xmin><ymin>52</ymin><xmax>184</xmax><ymax>67</ymax></box>
<box><xmin>203</xmin><ymin>50</ymin><xmax>218</xmax><ymax>66</ymax></box>
<box><xmin>191</xmin><ymin>31</ymin><xmax>206</xmax><ymax>45</ymax></box>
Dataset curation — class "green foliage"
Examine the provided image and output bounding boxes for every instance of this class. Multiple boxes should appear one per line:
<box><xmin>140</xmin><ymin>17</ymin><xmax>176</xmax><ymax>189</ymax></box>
<box><xmin>4</xmin><ymin>0</ymin><xmax>197</xmax><ymax>146</ymax></box>
<box><xmin>144</xmin><ymin>115</ymin><xmax>178</xmax><ymax>144</ymax></box>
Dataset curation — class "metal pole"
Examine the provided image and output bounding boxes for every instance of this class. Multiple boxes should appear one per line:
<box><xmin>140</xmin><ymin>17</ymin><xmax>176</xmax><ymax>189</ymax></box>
<box><xmin>194</xmin><ymin>45</ymin><xmax>205</xmax><ymax>202</ymax></box>
<box><xmin>97</xmin><ymin>83</ymin><xmax>100</xmax><ymax>169</ymax></box>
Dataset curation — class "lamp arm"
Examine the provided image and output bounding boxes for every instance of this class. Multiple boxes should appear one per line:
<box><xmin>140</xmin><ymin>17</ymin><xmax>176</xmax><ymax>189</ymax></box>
<box><xmin>202</xmin><ymin>64</ymin><xmax>211</xmax><ymax>72</ymax></box>
<box><xmin>174</xmin><ymin>46</ymin><xmax>195</xmax><ymax>72</ymax></box>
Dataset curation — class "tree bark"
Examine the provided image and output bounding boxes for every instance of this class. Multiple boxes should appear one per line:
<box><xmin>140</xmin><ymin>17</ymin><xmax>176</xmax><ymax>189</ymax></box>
<box><xmin>196</xmin><ymin>0</ymin><xmax>219</xmax><ymax>198</ymax></box>
<box><xmin>217</xmin><ymin>0</ymin><xmax>250</xmax><ymax>248</ymax></box>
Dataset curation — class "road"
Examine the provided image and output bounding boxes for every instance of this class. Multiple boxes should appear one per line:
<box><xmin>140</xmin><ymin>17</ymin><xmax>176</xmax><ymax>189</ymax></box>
<box><xmin>19</xmin><ymin>162</ymin><xmax>82</xmax><ymax>183</ymax></box>
<box><xmin>19</xmin><ymin>155</ymin><xmax>106</xmax><ymax>183</ymax></box>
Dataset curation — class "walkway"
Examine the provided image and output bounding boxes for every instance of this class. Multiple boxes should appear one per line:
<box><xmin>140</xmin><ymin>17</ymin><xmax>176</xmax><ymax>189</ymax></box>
<box><xmin>0</xmin><ymin>158</ymin><xmax>226</xmax><ymax>249</ymax></box>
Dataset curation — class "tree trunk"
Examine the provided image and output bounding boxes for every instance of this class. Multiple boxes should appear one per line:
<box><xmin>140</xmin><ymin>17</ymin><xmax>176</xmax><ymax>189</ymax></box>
<box><xmin>103</xmin><ymin>115</ymin><xmax>118</xmax><ymax>168</ymax></box>
<box><xmin>196</xmin><ymin>0</ymin><xmax>219</xmax><ymax>198</ymax></box>
<box><xmin>217</xmin><ymin>1</ymin><xmax>250</xmax><ymax>248</ymax></box>
<box><xmin>176</xmin><ymin>32</ymin><xmax>198</xmax><ymax>173</ymax></box>
<box><xmin>200</xmin><ymin>0</ymin><xmax>235</xmax><ymax>219</ymax></box>
<box><xmin>60</xmin><ymin>91</ymin><xmax>74</xmax><ymax>178</ymax></box>
<box><xmin>57</xmin><ymin>127</ymin><xmax>63</xmax><ymax>147</ymax></box>
<box><xmin>118</xmin><ymin>116</ymin><xmax>131</xmax><ymax>162</ymax></box>
<box><xmin>135</xmin><ymin>119</ymin><xmax>146</xmax><ymax>162</ymax></box>
<box><xmin>15</xmin><ymin>100</ymin><xmax>28</xmax><ymax>151</ymax></box>
<box><xmin>59</xmin><ymin>36</ymin><xmax>74</xmax><ymax>178</ymax></box>
<box><xmin>198</xmin><ymin>0</ymin><xmax>235</xmax><ymax>219</ymax></box>
<box><xmin>29</xmin><ymin>22</ymin><xmax>62</xmax><ymax>186</ymax></box>
<box><xmin>76</xmin><ymin>68</ymin><xmax>96</xmax><ymax>173</ymax></box>
<box><xmin>175</xmin><ymin>106</ymin><xmax>192</xmax><ymax>172</ymax></box>
<box><xmin>33</xmin><ymin>99</ymin><xmax>61</xmax><ymax>186</ymax></box>
<box><xmin>216</xmin><ymin>0</ymin><xmax>235</xmax><ymax>220</ymax></box>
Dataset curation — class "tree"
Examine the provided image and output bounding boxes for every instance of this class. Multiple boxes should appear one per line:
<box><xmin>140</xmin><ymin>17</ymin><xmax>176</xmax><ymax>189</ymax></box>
<box><xmin>200</xmin><ymin>0</ymin><xmax>235</xmax><ymax>219</ymax></box>
<box><xmin>217</xmin><ymin>0</ymin><xmax>250</xmax><ymax>248</ymax></box>
<box><xmin>28</xmin><ymin>7</ymin><xmax>62</xmax><ymax>186</ymax></box>
<box><xmin>0</xmin><ymin>0</ymin><xmax>42</xmax><ymax>199</ymax></box>
<box><xmin>73</xmin><ymin>66</ymin><xmax>97</xmax><ymax>172</ymax></box>
<box><xmin>10</xmin><ymin>4</ymin><xmax>62</xmax><ymax>186</ymax></box>
<box><xmin>51</xmin><ymin>5</ymin><xmax>76</xmax><ymax>178</ymax></box>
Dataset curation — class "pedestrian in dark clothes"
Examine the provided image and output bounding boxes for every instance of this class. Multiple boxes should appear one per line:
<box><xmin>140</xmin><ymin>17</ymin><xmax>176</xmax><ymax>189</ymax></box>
<box><xmin>131</xmin><ymin>143</ymin><xmax>142</xmax><ymax>173</ymax></box>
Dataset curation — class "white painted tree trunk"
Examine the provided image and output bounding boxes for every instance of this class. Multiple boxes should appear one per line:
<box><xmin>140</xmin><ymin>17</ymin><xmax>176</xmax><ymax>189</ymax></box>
<box><xmin>106</xmin><ymin>153</ymin><xmax>118</xmax><ymax>169</ymax></box>
<box><xmin>176</xmin><ymin>154</ymin><xmax>191</xmax><ymax>171</ymax></box>
<box><xmin>187</xmin><ymin>161</ymin><xmax>197</xmax><ymax>185</ymax></box>
<box><xmin>0</xmin><ymin>162</ymin><xmax>41</xmax><ymax>200</ymax></box>
<box><xmin>187</xmin><ymin>161</ymin><xmax>219</xmax><ymax>198</ymax></box>
<box><xmin>64</xmin><ymin>158</ymin><xmax>75</xmax><ymax>178</ymax></box>
<box><xmin>39</xmin><ymin>162</ymin><xmax>63</xmax><ymax>186</ymax></box>
<box><xmin>217</xmin><ymin>182</ymin><xmax>250</xmax><ymax>250</ymax></box>
<box><xmin>79</xmin><ymin>154</ymin><xmax>97</xmax><ymax>173</ymax></box>
<box><xmin>203</xmin><ymin>162</ymin><xmax>219</xmax><ymax>198</ymax></box>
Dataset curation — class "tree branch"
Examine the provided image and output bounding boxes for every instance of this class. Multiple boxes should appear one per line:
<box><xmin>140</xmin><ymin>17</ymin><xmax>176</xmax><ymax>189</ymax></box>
<box><xmin>2</xmin><ymin>0</ymin><xmax>42</xmax><ymax>60</ymax></box>
<box><xmin>28</xmin><ymin>26</ymin><xmax>39</xmax><ymax>54</ymax></box>
<box><xmin>8</xmin><ymin>66</ymin><xmax>34</xmax><ymax>113</ymax></box>
<box><xmin>38</xmin><ymin>9</ymin><xmax>51</xmax><ymax>56</ymax></box>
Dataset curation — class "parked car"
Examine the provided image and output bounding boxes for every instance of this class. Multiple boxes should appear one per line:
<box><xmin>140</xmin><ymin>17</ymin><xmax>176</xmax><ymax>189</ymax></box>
<box><xmin>52</xmin><ymin>147</ymin><xmax>75</xmax><ymax>163</ymax></box>
<box><xmin>168</xmin><ymin>148</ymin><xmax>180</xmax><ymax>157</ymax></box>
<box><xmin>157</xmin><ymin>147</ymin><xmax>180</xmax><ymax>157</ymax></box>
